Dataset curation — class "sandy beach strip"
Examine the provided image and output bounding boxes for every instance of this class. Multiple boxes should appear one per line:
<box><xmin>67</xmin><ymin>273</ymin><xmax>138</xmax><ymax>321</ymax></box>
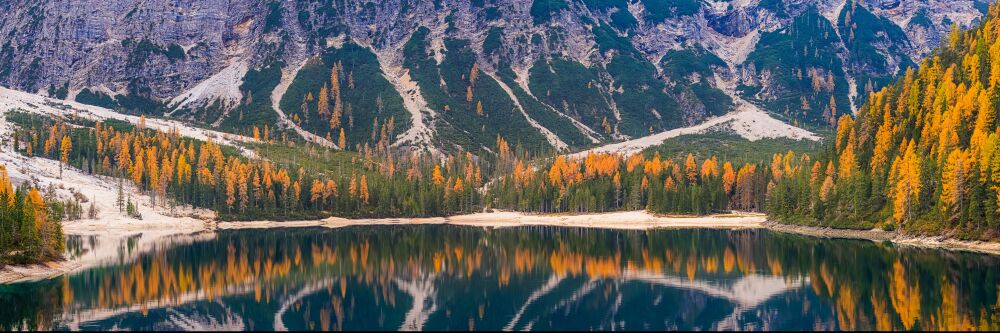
<box><xmin>216</xmin><ymin>211</ymin><xmax>768</xmax><ymax>230</ymax></box>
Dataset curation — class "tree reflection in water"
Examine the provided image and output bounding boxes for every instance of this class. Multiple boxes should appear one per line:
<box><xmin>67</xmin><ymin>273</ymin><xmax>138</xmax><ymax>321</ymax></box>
<box><xmin>1</xmin><ymin>226</ymin><xmax>998</xmax><ymax>331</ymax></box>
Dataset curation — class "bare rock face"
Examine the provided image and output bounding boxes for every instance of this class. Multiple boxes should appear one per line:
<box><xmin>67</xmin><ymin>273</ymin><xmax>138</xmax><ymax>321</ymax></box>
<box><xmin>706</xmin><ymin>5</ymin><xmax>779</xmax><ymax>38</ymax></box>
<box><xmin>0</xmin><ymin>0</ymin><xmax>981</xmax><ymax>98</ymax></box>
<box><xmin>0</xmin><ymin>0</ymin><xmax>987</xmax><ymax>151</ymax></box>
<box><xmin>0</xmin><ymin>0</ymin><xmax>256</xmax><ymax>98</ymax></box>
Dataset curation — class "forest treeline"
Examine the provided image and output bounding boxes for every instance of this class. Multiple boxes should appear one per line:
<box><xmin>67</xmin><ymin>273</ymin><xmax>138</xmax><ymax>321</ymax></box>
<box><xmin>0</xmin><ymin>165</ymin><xmax>64</xmax><ymax>265</ymax></box>
<box><xmin>9</xmin><ymin>111</ymin><xmax>778</xmax><ymax>223</ymax></box>
<box><xmin>8</xmin><ymin>112</ymin><xmax>486</xmax><ymax>221</ymax></box>
<box><xmin>767</xmin><ymin>3</ymin><xmax>1000</xmax><ymax>240</ymax></box>
<box><xmin>487</xmin><ymin>136</ymin><xmax>774</xmax><ymax>215</ymax></box>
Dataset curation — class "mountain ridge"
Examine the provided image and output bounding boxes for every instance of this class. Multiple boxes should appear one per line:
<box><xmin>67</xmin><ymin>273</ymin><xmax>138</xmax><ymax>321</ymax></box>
<box><xmin>0</xmin><ymin>0</ymin><xmax>987</xmax><ymax>153</ymax></box>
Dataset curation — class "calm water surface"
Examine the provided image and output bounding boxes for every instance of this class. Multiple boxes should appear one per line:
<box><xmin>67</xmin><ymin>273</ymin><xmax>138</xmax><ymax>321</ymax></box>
<box><xmin>2</xmin><ymin>226</ymin><xmax>999</xmax><ymax>331</ymax></box>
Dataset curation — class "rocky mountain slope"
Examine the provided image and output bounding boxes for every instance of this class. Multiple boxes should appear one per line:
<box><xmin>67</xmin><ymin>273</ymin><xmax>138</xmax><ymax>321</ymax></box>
<box><xmin>0</xmin><ymin>0</ymin><xmax>987</xmax><ymax>154</ymax></box>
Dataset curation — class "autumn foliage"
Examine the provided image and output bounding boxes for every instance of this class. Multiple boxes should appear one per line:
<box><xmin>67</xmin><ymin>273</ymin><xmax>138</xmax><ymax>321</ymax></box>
<box><xmin>767</xmin><ymin>3</ymin><xmax>1000</xmax><ymax>240</ymax></box>
<box><xmin>10</xmin><ymin>113</ymin><xmax>483</xmax><ymax>220</ymax></box>
<box><xmin>489</xmin><ymin>149</ymin><xmax>772</xmax><ymax>215</ymax></box>
<box><xmin>0</xmin><ymin>165</ymin><xmax>63</xmax><ymax>264</ymax></box>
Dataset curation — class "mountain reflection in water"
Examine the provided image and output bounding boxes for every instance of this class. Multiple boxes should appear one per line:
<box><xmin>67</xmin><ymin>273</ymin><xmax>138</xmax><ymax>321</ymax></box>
<box><xmin>1</xmin><ymin>226</ymin><xmax>999</xmax><ymax>331</ymax></box>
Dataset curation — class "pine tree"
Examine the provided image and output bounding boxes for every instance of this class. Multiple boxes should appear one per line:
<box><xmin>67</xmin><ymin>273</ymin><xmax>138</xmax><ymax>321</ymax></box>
<box><xmin>88</xmin><ymin>199</ymin><xmax>98</xmax><ymax>219</ymax></box>
<box><xmin>116</xmin><ymin>178</ymin><xmax>125</xmax><ymax>213</ymax></box>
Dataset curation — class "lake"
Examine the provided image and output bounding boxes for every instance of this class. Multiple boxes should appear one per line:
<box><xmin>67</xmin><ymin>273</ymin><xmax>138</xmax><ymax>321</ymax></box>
<box><xmin>1</xmin><ymin>226</ymin><xmax>998</xmax><ymax>331</ymax></box>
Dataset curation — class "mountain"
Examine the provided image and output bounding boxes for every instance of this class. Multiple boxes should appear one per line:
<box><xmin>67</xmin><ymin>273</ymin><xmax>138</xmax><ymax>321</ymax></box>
<box><xmin>0</xmin><ymin>0</ymin><xmax>988</xmax><ymax>154</ymax></box>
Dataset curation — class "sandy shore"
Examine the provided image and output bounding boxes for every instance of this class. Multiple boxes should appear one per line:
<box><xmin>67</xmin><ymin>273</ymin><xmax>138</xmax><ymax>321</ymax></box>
<box><xmin>764</xmin><ymin>222</ymin><xmax>1000</xmax><ymax>256</ymax></box>
<box><xmin>217</xmin><ymin>210</ymin><xmax>769</xmax><ymax>231</ymax></box>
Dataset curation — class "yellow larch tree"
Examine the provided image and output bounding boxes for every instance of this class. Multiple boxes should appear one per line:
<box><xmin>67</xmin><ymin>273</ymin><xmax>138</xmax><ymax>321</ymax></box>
<box><xmin>722</xmin><ymin>162</ymin><xmax>736</xmax><ymax>194</ymax></box>
<box><xmin>940</xmin><ymin>149</ymin><xmax>975</xmax><ymax>222</ymax></box>
<box><xmin>892</xmin><ymin>142</ymin><xmax>922</xmax><ymax>224</ymax></box>
<box><xmin>325</xmin><ymin>179</ymin><xmax>338</xmax><ymax>201</ymax></box>
<box><xmin>318</xmin><ymin>84</ymin><xmax>330</xmax><ymax>117</ymax></box>
<box><xmin>0</xmin><ymin>166</ymin><xmax>14</xmax><ymax>206</ymax></box>
<box><xmin>359</xmin><ymin>175</ymin><xmax>369</xmax><ymax>205</ymax></box>
<box><xmin>432</xmin><ymin>165</ymin><xmax>445</xmax><ymax>186</ymax></box>
<box><xmin>683</xmin><ymin>154</ymin><xmax>698</xmax><ymax>183</ymax></box>
<box><xmin>132</xmin><ymin>147</ymin><xmax>145</xmax><ymax>187</ymax></box>
<box><xmin>838</xmin><ymin>129</ymin><xmax>858</xmax><ymax>180</ymax></box>
<box><xmin>338</xmin><ymin>128</ymin><xmax>347</xmax><ymax>150</ymax></box>
<box><xmin>700</xmin><ymin>156</ymin><xmax>719</xmax><ymax>179</ymax></box>
<box><xmin>871</xmin><ymin>119</ymin><xmax>894</xmax><ymax>174</ymax></box>
<box><xmin>59</xmin><ymin>135</ymin><xmax>72</xmax><ymax>178</ymax></box>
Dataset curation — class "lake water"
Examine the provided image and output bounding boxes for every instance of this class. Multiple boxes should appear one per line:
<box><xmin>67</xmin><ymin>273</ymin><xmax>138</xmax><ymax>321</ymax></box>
<box><xmin>1</xmin><ymin>226</ymin><xmax>999</xmax><ymax>331</ymax></box>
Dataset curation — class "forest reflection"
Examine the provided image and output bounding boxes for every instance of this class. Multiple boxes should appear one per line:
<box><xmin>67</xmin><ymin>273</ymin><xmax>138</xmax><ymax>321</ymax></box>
<box><xmin>1</xmin><ymin>226</ymin><xmax>999</xmax><ymax>331</ymax></box>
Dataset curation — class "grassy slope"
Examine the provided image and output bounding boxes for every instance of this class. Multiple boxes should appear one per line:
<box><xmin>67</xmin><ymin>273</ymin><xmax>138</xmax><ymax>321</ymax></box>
<box><xmin>659</xmin><ymin>47</ymin><xmax>733</xmax><ymax>118</ymax></box>
<box><xmin>642</xmin><ymin>132</ymin><xmax>826</xmax><ymax>166</ymax></box>
<box><xmin>403</xmin><ymin>27</ymin><xmax>552</xmax><ymax>154</ymax></box>
<box><xmin>743</xmin><ymin>9</ymin><xmax>852</xmax><ymax>124</ymax></box>
<box><xmin>278</xmin><ymin>43</ymin><xmax>412</xmax><ymax>148</ymax></box>
<box><xmin>527</xmin><ymin>58</ymin><xmax>613</xmax><ymax>141</ymax></box>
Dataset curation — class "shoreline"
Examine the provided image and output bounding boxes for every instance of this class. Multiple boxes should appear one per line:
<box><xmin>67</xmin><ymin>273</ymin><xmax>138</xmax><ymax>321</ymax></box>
<box><xmin>1</xmin><ymin>210</ymin><xmax>763</xmax><ymax>284</ymax></box>
<box><xmin>0</xmin><ymin>217</ymin><xmax>211</xmax><ymax>284</ymax></box>
<box><xmin>763</xmin><ymin>222</ymin><xmax>1000</xmax><ymax>256</ymax></box>
<box><xmin>5</xmin><ymin>211</ymin><xmax>1000</xmax><ymax>284</ymax></box>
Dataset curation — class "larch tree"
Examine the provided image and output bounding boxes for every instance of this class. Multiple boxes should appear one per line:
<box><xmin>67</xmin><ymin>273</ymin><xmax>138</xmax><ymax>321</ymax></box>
<box><xmin>941</xmin><ymin>149</ymin><xmax>975</xmax><ymax>222</ymax></box>
<box><xmin>684</xmin><ymin>154</ymin><xmax>698</xmax><ymax>184</ymax></box>
<box><xmin>338</xmin><ymin>128</ymin><xmax>347</xmax><ymax>150</ymax></box>
<box><xmin>722</xmin><ymin>162</ymin><xmax>736</xmax><ymax>194</ymax></box>
<box><xmin>358</xmin><ymin>175</ymin><xmax>370</xmax><ymax>205</ymax></box>
<box><xmin>59</xmin><ymin>135</ymin><xmax>72</xmax><ymax>178</ymax></box>
<box><xmin>318</xmin><ymin>84</ymin><xmax>330</xmax><ymax>117</ymax></box>
<box><xmin>892</xmin><ymin>142</ymin><xmax>922</xmax><ymax>224</ymax></box>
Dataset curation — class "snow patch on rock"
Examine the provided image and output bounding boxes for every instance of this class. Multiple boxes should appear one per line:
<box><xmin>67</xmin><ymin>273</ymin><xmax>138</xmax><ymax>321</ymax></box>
<box><xmin>169</xmin><ymin>61</ymin><xmax>248</xmax><ymax>111</ymax></box>
<box><xmin>0</xmin><ymin>87</ymin><xmax>258</xmax><ymax>157</ymax></box>
<box><xmin>326</xmin><ymin>33</ymin><xmax>347</xmax><ymax>49</ymax></box>
<box><xmin>363</xmin><ymin>40</ymin><xmax>440</xmax><ymax>155</ymax></box>
<box><xmin>819</xmin><ymin>0</ymin><xmax>847</xmax><ymax>27</ymax></box>
<box><xmin>569</xmin><ymin>105</ymin><xmax>818</xmax><ymax>159</ymax></box>
<box><xmin>701</xmin><ymin>25</ymin><xmax>762</xmax><ymax>67</ymax></box>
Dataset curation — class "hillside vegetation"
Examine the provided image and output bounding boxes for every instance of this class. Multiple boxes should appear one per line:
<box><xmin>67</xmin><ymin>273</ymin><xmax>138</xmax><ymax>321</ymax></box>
<box><xmin>767</xmin><ymin>3</ymin><xmax>1000</xmax><ymax>240</ymax></box>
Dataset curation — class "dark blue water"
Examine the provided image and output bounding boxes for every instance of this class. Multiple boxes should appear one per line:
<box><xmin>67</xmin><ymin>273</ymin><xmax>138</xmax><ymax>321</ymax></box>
<box><xmin>1</xmin><ymin>226</ymin><xmax>998</xmax><ymax>331</ymax></box>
